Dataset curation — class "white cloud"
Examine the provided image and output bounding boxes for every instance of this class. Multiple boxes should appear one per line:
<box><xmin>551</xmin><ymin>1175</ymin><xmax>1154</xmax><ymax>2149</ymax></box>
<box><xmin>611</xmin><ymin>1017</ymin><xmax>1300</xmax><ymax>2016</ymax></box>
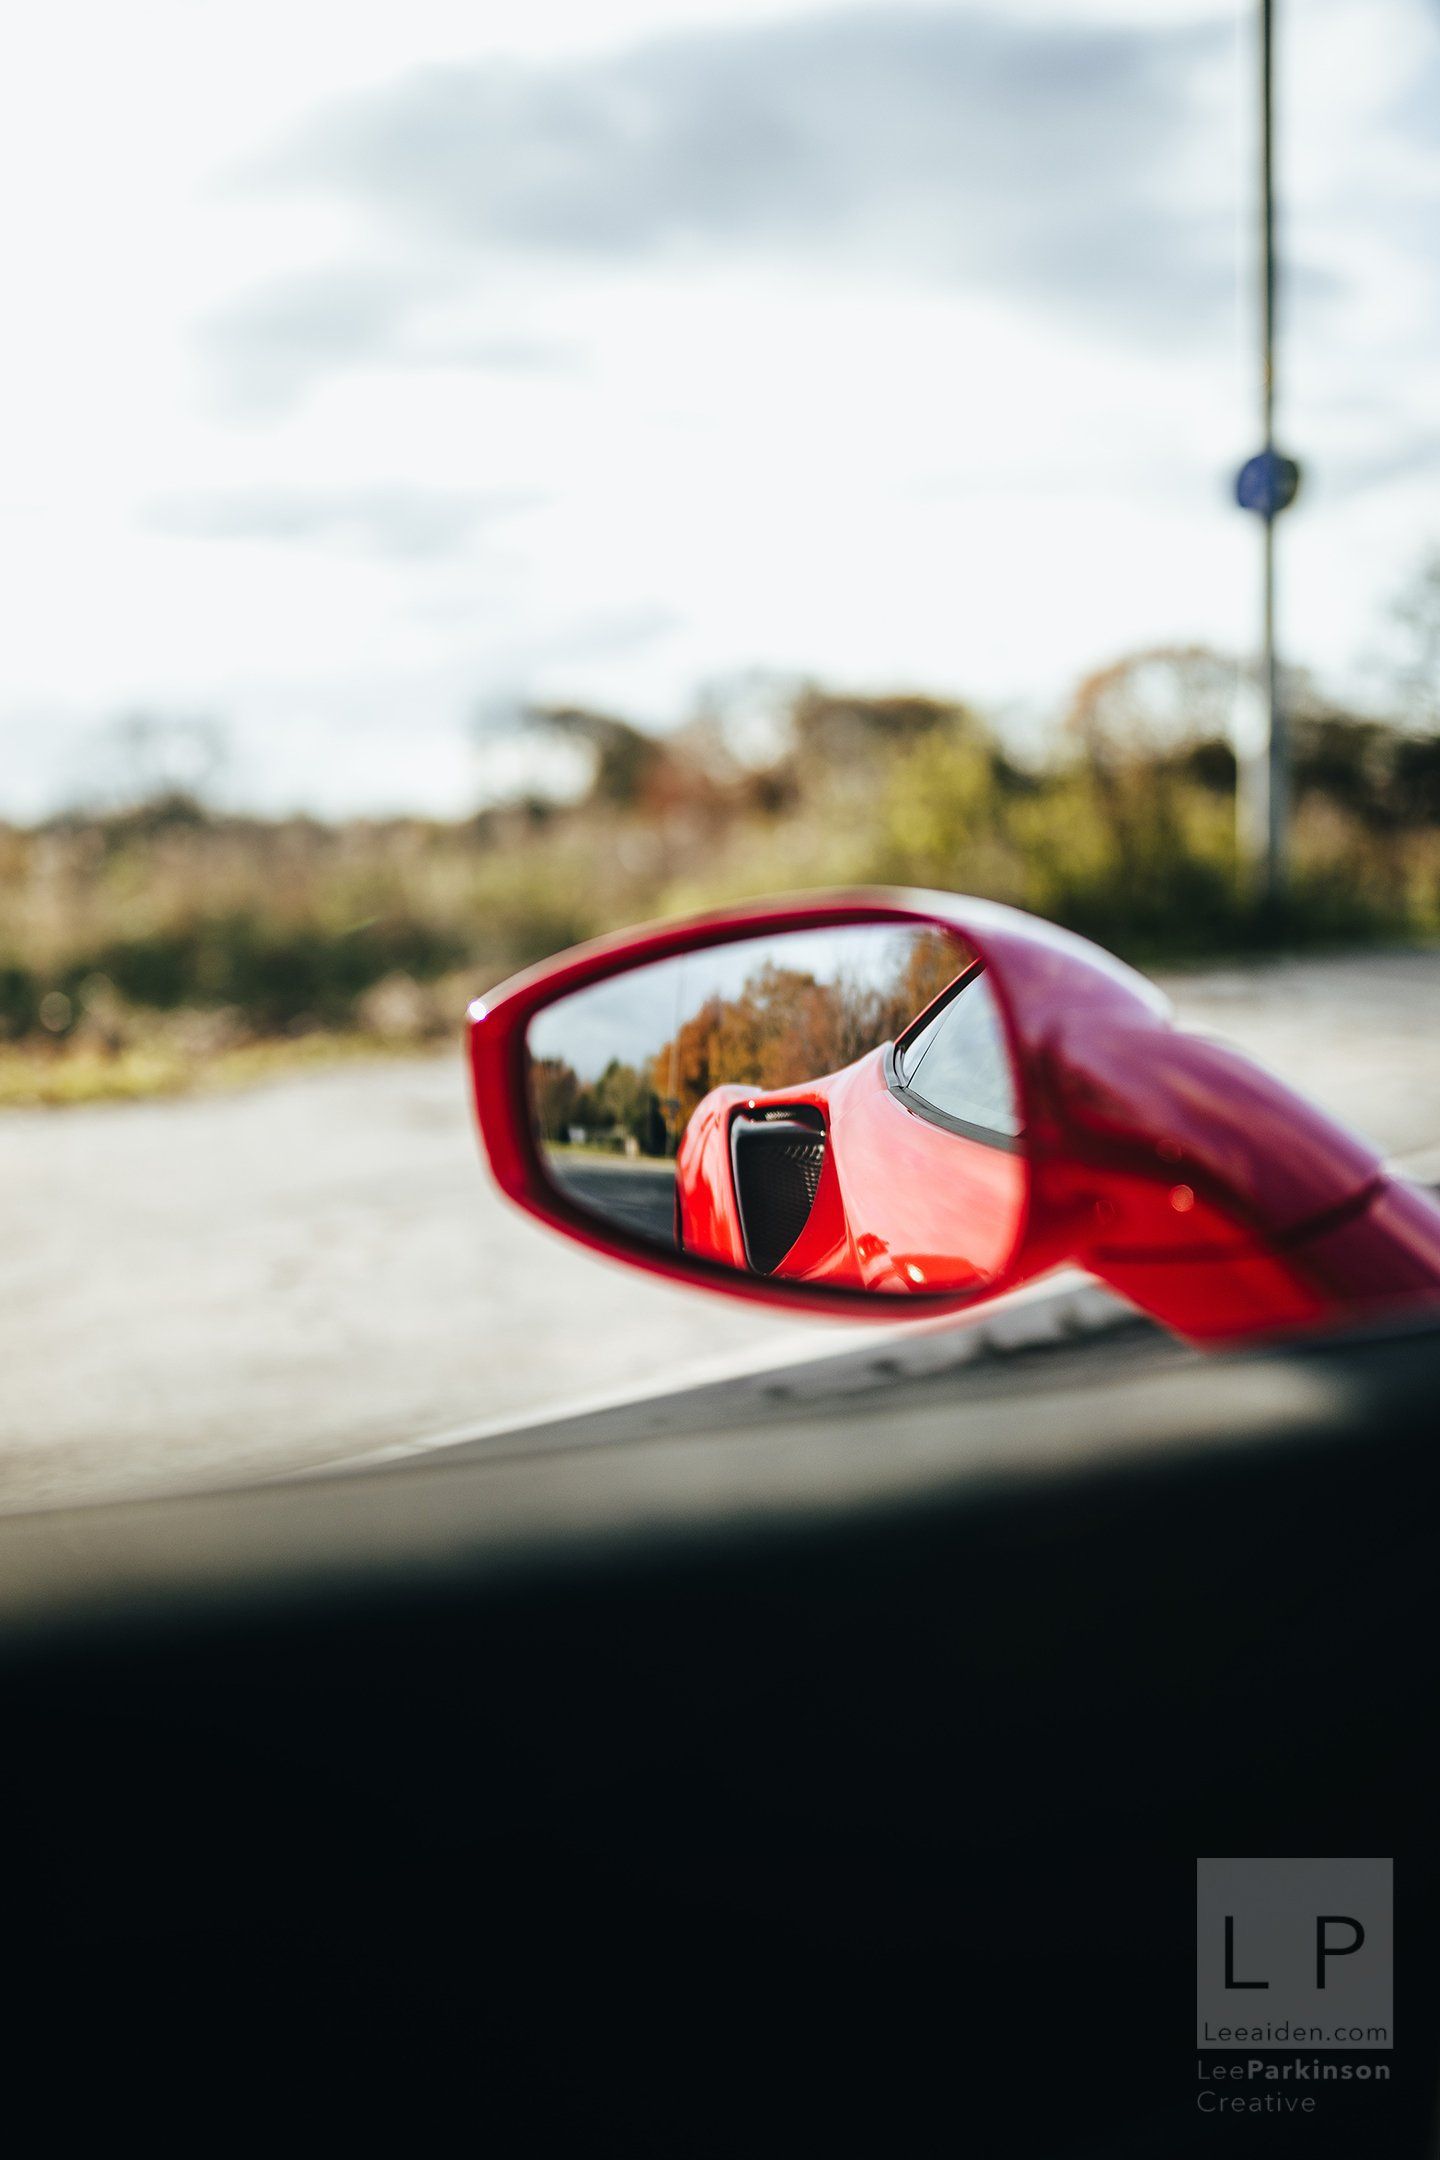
<box><xmin>0</xmin><ymin>0</ymin><xmax>1437</xmax><ymax>816</ymax></box>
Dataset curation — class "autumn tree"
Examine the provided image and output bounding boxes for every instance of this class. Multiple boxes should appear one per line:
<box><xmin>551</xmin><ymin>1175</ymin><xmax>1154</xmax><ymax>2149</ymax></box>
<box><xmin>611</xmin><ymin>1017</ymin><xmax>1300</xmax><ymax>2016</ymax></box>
<box><xmin>532</xmin><ymin>1056</ymin><xmax>582</xmax><ymax>1141</ymax></box>
<box><xmin>651</xmin><ymin>938</ymin><xmax>967</xmax><ymax>1133</ymax></box>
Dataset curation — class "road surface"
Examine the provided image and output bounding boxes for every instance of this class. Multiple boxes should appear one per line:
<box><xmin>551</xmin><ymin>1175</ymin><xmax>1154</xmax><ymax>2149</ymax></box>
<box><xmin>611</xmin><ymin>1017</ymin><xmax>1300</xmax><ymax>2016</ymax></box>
<box><xmin>1</xmin><ymin>948</ymin><xmax>1436</xmax><ymax>1514</ymax></box>
<box><xmin>547</xmin><ymin>1156</ymin><xmax>678</xmax><ymax>1246</ymax></box>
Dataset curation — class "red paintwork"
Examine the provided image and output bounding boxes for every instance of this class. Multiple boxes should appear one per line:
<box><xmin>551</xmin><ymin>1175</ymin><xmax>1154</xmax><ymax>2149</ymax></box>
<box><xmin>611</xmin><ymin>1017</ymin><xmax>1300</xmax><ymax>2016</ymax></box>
<box><xmin>675</xmin><ymin>1043</ymin><xmax>1026</xmax><ymax>1295</ymax></box>
<box><xmin>468</xmin><ymin>888</ymin><xmax>1440</xmax><ymax>1343</ymax></box>
<box><xmin>674</xmin><ymin>1085</ymin><xmax>752</xmax><ymax>1273</ymax></box>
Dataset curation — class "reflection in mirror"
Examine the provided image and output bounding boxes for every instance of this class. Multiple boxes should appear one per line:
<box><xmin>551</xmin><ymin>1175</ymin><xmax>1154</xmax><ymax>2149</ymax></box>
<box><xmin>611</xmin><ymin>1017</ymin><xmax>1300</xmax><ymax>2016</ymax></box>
<box><xmin>525</xmin><ymin>923</ymin><xmax>1026</xmax><ymax>1296</ymax></box>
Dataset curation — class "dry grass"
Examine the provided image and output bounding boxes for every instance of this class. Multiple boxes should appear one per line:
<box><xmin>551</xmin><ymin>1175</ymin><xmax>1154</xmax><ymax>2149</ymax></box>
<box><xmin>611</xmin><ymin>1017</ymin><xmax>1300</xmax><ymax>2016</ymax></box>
<box><xmin>0</xmin><ymin>1028</ymin><xmax>445</xmax><ymax>1109</ymax></box>
<box><xmin>4</xmin><ymin>668</ymin><xmax>1437</xmax><ymax>1107</ymax></box>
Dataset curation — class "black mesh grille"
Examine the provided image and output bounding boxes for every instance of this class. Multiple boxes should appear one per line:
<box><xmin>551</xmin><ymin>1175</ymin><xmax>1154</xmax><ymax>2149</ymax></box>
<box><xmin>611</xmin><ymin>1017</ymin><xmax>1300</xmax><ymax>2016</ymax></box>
<box><xmin>730</xmin><ymin>1119</ymin><xmax>827</xmax><ymax>1275</ymax></box>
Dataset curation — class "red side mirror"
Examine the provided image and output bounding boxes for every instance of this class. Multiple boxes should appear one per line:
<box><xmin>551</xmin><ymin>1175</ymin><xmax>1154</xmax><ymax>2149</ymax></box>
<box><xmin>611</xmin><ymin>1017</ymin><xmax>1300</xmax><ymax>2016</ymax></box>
<box><xmin>469</xmin><ymin>888</ymin><xmax>1440</xmax><ymax>1345</ymax></box>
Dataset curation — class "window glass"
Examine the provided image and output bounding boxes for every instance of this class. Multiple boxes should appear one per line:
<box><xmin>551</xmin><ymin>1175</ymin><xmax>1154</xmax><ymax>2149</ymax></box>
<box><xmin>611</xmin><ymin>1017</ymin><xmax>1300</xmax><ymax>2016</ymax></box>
<box><xmin>897</xmin><ymin>969</ymin><xmax>1021</xmax><ymax>1138</ymax></box>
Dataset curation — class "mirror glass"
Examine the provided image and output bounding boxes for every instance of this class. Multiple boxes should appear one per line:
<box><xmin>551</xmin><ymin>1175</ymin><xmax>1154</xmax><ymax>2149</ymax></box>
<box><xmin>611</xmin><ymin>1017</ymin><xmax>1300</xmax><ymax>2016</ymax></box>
<box><xmin>524</xmin><ymin>922</ymin><xmax>1025</xmax><ymax>1296</ymax></box>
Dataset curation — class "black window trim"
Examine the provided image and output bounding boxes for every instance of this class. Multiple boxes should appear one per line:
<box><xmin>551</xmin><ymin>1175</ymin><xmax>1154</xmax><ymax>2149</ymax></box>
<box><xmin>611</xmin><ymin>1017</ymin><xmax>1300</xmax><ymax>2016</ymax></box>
<box><xmin>885</xmin><ymin>962</ymin><xmax>1024</xmax><ymax>1154</ymax></box>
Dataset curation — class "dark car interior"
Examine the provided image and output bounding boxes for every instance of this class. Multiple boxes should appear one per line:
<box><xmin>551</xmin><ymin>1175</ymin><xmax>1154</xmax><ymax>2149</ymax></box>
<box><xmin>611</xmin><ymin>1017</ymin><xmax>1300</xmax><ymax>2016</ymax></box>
<box><xmin>3</xmin><ymin>1311</ymin><xmax>1435</xmax><ymax>2152</ymax></box>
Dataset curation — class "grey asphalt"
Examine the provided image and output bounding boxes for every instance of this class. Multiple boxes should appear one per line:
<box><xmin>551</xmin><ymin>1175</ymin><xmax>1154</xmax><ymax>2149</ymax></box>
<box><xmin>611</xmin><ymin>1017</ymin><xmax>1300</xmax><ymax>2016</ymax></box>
<box><xmin>546</xmin><ymin>1156</ymin><xmax>678</xmax><ymax>1246</ymax></box>
<box><xmin>1</xmin><ymin>948</ymin><xmax>1436</xmax><ymax>1516</ymax></box>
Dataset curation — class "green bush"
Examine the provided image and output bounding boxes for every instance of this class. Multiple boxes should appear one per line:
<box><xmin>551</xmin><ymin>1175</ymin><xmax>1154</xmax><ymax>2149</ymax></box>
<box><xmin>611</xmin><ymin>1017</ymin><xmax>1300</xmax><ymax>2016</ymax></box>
<box><xmin>0</xmin><ymin>962</ymin><xmax>39</xmax><ymax>1041</ymax></box>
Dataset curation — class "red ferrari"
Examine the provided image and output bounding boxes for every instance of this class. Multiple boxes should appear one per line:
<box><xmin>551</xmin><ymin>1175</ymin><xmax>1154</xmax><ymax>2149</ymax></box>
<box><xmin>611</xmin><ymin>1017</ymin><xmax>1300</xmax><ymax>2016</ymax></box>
<box><xmin>674</xmin><ymin>959</ymin><xmax>1025</xmax><ymax>1297</ymax></box>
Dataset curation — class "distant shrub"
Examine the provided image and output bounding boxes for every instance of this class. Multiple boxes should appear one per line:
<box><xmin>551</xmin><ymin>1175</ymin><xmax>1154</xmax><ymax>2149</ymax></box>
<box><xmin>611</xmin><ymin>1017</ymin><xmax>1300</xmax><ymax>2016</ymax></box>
<box><xmin>2</xmin><ymin>657</ymin><xmax>1436</xmax><ymax>1087</ymax></box>
<box><xmin>0</xmin><ymin>963</ymin><xmax>39</xmax><ymax>1041</ymax></box>
<box><xmin>76</xmin><ymin>915</ymin><xmax>472</xmax><ymax>1028</ymax></box>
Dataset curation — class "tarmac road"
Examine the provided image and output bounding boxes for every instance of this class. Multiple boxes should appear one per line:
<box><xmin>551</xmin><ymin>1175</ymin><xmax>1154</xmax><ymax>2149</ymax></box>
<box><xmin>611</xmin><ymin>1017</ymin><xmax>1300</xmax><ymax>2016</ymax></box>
<box><xmin>547</xmin><ymin>1156</ymin><xmax>678</xmax><ymax>1246</ymax></box>
<box><xmin>1</xmin><ymin>948</ymin><xmax>1436</xmax><ymax>1515</ymax></box>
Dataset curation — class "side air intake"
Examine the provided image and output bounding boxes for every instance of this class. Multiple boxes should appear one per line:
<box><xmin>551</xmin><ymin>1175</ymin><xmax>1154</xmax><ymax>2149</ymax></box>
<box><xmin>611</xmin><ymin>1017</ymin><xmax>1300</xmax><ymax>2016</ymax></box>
<box><xmin>729</xmin><ymin>1113</ymin><xmax>827</xmax><ymax>1275</ymax></box>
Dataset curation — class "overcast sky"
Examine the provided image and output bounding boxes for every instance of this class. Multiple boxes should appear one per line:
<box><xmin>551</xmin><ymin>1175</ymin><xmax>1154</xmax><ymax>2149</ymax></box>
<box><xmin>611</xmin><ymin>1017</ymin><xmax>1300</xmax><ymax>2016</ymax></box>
<box><xmin>529</xmin><ymin>921</ymin><xmax>947</xmax><ymax>1076</ymax></box>
<box><xmin>2</xmin><ymin>0</ymin><xmax>1437</xmax><ymax>816</ymax></box>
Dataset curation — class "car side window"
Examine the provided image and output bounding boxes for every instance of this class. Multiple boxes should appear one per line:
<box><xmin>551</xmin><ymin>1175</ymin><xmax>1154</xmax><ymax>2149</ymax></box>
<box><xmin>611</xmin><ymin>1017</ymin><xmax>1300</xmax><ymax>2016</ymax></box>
<box><xmin>895</xmin><ymin>968</ymin><xmax>1022</xmax><ymax>1139</ymax></box>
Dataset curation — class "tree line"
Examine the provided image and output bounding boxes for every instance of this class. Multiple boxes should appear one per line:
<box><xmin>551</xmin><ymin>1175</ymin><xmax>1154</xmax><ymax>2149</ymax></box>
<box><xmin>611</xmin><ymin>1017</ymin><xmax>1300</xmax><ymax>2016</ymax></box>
<box><xmin>532</xmin><ymin>935</ymin><xmax>961</xmax><ymax>1154</ymax></box>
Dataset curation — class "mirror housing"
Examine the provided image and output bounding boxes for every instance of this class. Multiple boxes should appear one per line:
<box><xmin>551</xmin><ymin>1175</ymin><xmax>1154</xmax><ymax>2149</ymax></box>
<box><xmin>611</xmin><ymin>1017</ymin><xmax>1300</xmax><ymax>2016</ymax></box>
<box><xmin>470</xmin><ymin>888</ymin><xmax>1440</xmax><ymax>1344</ymax></box>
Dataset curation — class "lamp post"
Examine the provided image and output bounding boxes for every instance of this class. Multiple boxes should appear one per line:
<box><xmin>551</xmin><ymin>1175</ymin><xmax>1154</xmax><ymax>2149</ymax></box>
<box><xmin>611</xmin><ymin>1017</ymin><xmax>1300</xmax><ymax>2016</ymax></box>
<box><xmin>1235</xmin><ymin>0</ymin><xmax>1300</xmax><ymax>907</ymax></box>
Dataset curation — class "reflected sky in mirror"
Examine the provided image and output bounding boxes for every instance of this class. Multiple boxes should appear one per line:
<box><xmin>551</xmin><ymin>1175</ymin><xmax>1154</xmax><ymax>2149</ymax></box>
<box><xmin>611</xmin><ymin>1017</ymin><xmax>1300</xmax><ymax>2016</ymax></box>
<box><xmin>528</xmin><ymin>925</ymin><xmax>940</xmax><ymax>1084</ymax></box>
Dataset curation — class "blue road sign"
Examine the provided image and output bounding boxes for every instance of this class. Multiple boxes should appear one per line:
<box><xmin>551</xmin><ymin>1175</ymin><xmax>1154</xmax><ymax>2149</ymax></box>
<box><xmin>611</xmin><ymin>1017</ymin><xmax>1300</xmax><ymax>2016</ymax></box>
<box><xmin>1235</xmin><ymin>449</ymin><xmax>1300</xmax><ymax>518</ymax></box>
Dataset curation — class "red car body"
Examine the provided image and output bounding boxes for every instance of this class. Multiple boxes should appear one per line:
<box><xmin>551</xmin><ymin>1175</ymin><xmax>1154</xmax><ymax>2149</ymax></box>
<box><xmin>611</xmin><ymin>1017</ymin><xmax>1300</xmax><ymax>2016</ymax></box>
<box><xmin>674</xmin><ymin>975</ymin><xmax>1025</xmax><ymax>1297</ymax></box>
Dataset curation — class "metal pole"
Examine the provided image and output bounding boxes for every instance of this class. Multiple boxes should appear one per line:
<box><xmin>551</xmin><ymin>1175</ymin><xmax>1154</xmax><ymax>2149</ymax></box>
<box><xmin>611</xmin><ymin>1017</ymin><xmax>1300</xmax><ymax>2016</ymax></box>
<box><xmin>1256</xmin><ymin>0</ymin><xmax>1287</xmax><ymax>902</ymax></box>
